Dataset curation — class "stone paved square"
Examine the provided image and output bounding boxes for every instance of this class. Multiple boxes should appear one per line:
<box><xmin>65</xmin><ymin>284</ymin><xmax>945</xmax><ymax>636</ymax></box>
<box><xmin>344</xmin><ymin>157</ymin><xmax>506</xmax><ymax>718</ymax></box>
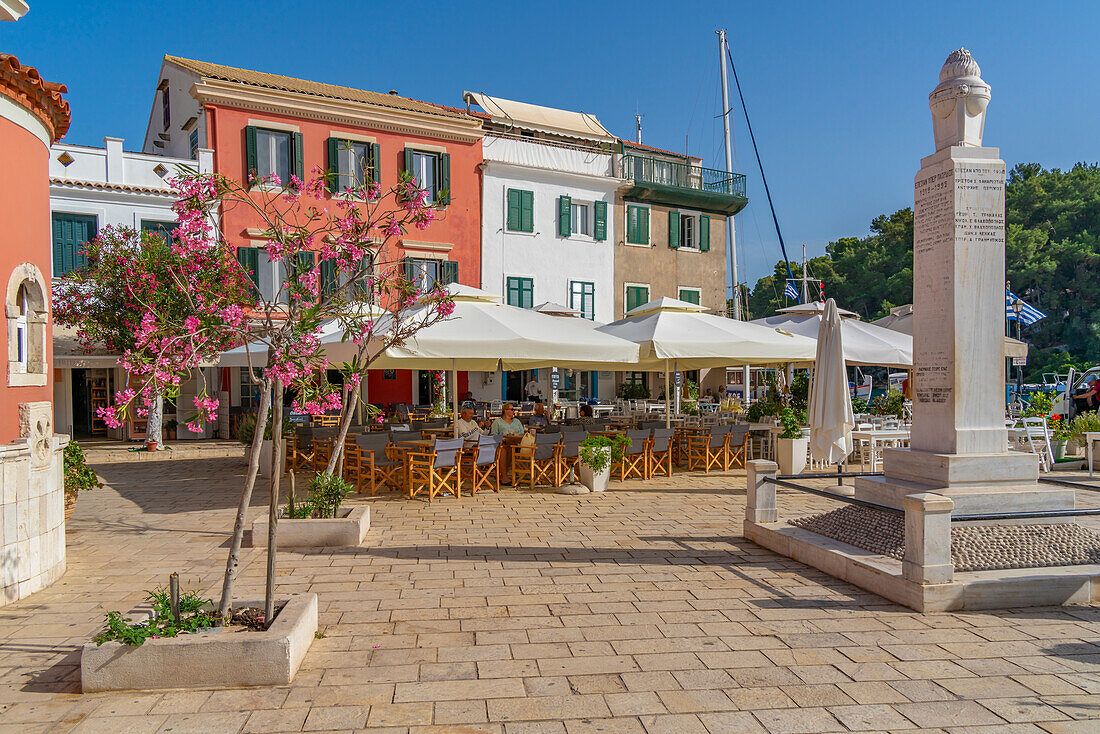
<box><xmin>1</xmin><ymin>451</ymin><xmax>1099</xmax><ymax>732</ymax></box>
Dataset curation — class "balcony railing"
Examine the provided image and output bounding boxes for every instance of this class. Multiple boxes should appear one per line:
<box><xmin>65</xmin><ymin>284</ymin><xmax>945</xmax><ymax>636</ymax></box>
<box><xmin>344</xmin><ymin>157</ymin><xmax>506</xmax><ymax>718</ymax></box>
<box><xmin>623</xmin><ymin>153</ymin><xmax>746</xmax><ymax>198</ymax></box>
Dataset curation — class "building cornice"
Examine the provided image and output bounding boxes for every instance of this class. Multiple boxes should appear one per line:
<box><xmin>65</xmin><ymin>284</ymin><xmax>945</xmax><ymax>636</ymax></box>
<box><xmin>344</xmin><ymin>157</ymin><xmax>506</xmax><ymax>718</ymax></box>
<box><xmin>191</xmin><ymin>79</ymin><xmax>484</xmax><ymax>144</ymax></box>
<box><xmin>481</xmin><ymin>159</ymin><xmax>626</xmax><ymax>188</ymax></box>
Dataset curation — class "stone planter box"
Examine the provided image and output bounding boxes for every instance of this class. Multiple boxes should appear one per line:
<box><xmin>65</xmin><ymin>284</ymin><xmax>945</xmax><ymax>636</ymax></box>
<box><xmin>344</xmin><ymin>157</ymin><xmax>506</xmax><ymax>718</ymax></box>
<box><xmin>252</xmin><ymin>506</ymin><xmax>369</xmax><ymax>548</ymax></box>
<box><xmin>776</xmin><ymin>437</ymin><xmax>809</xmax><ymax>476</ymax></box>
<box><xmin>81</xmin><ymin>593</ymin><xmax>317</xmax><ymax>692</ymax></box>
<box><xmin>579</xmin><ymin>447</ymin><xmax>611</xmax><ymax>492</ymax></box>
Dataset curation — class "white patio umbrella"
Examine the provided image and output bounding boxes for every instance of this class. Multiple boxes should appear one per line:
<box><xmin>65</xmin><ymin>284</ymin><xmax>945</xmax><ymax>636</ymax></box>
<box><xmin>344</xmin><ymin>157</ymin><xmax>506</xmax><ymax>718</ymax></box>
<box><xmin>325</xmin><ymin>284</ymin><xmax>641</xmax><ymax>435</ymax></box>
<box><xmin>597</xmin><ymin>297</ymin><xmax>818</xmax><ymax>427</ymax></box>
<box><xmin>809</xmin><ymin>299</ymin><xmax>855</xmax><ymax>464</ymax></box>
<box><xmin>873</xmin><ymin>303</ymin><xmax>1027</xmax><ymax>359</ymax></box>
<box><xmin>752</xmin><ymin>302</ymin><xmax>913</xmax><ymax>368</ymax></box>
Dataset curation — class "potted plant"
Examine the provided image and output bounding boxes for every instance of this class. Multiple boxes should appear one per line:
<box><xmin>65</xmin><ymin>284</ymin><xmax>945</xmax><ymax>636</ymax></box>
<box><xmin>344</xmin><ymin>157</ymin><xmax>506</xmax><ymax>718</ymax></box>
<box><xmin>238</xmin><ymin>412</ymin><xmax>291</xmax><ymax>477</ymax></box>
<box><xmin>775</xmin><ymin>407</ymin><xmax>809</xmax><ymax>475</ymax></box>
<box><xmin>578</xmin><ymin>434</ymin><xmax>630</xmax><ymax>493</ymax></box>
<box><xmin>164</xmin><ymin>419</ymin><xmax>178</xmax><ymax>441</ymax></box>
<box><xmin>252</xmin><ymin>472</ymin><xmax>368</xmax><ymax>547</ymax></box>
<box><xmin>1048</xmin><ymin>414</ymin><xmax>1071</xmax><ymax>461</ymax></box>
<box><xmin>63</xmin><ymin>440</ymin><xmax>101</xmax><ymax>522</ymax></box>
<box><xmin>1067</xmin><ymin>411</ymin><xmax>1100</xmax><ymax>455</ymax></box>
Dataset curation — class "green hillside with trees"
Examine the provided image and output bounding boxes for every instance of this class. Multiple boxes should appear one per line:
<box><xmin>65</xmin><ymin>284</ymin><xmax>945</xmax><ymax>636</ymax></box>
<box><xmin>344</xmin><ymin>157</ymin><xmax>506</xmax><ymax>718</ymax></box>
<box><xmin>744</xmin><ymin>163</ymin><xmax>1100</xmax><ymax>381</ymax></box>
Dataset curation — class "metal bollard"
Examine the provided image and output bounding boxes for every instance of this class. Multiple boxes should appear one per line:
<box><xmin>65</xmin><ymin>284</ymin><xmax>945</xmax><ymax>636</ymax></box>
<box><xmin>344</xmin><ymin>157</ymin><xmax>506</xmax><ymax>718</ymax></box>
<box><xmin>169</xmin><ymin>572</ymin><xmax>180</xmax><ymax>624</ymax></box>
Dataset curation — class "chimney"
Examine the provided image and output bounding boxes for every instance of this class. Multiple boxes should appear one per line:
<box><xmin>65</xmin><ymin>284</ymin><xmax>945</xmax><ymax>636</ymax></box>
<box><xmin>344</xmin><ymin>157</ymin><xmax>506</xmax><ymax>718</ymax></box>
<box><xmin>104</xmin><ymin>137</ymin><xmax>124</xmax><ymax>185</ymax></box>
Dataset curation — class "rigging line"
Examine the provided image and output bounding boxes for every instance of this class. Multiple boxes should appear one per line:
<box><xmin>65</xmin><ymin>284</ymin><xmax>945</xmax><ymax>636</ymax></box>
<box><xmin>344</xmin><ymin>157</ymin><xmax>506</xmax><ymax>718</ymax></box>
<box><xmin>725</xmin><ymin>43</ymin><xmax>797</xmax><ymax>298</ymax></box>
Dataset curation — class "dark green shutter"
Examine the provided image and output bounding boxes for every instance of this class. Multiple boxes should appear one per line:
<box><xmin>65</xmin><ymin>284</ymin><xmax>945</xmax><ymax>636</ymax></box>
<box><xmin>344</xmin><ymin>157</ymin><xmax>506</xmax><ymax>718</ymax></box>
<box><xmin>326</xmin><ymin>137</ymin><xmax>340</xmax><ymax>192</ymax></box>
<box><xmin>593</xmin><ymin>201</ymin><xmax>607</xmax><ymax>241</ymax></box>
<box><xmin>403</xmin><ymin>258</ymin><xmax>416</xmax><ymax>283</ymax></box>
<box><xmin>558</xmin><ymin>195</ymin><xmax>571</xmax><ymax>237</ymax></box>
<box><xmin>236</xmin><ymin>246</ymin><xmax>259</xmax><ymax>293</ymax></box>
<box><xmin>626</xmin><ymin>207</ymin><xmax>636</xmax><ymax>243</ymax></box>
<box><xmin>370</xmin><ymin>142</ymin><xmax>381</xmax><ymax>188</ymax></box>
<box><xmin>404</xmin><ymin>148</ymin><xmax>414</xmax><ymax>178</ymax></box>
<box><xmin>700</xmin><ymin>215</ymin><xmax>710</xmax><ymax>251</ymax></box>
<box><xmin>441</xmin><ymin>260</ymin><xmax>458</xmax><ymax>285</ymax></box>
<box><xmin>520</xmin><ymin>190</ymin><xmax>534</xmax><ymax>232</ymax></box>
<box><xmin>668</xmin><ymin>210</ymin><xmax>680</xmax><ymax>248</ymax></box>
<box><xmin>640</xmin><ymin>207</ymin><xmax>650</xmax><ymax>244</ymax></box>
<box><xmin>244</xmin><ymin>126</ymin><xmax>258</xmax><ymax>184</ymax></box>
<box><xmin>320</xmin><ymin>260</ymin><xmax>337</xmax><ymax>297</ymax></box>
<box><xmin>506</xmin><ymin>189</ymin><xmax>522</xmax><ymax>230</ymax></box>
<box><xmin>52</xmin><ymin>213</ymin><xmax>95</xmax><ymax>277</ymax></box>
<box><xmin>438</xmin><ymin>153</ymin><xmax>451</xmax><ymax>205</ymax></box>
<box><xmin>291</xmin><ymin>132</ymin><xmax>304</xmax><ymax>181</ymax></box>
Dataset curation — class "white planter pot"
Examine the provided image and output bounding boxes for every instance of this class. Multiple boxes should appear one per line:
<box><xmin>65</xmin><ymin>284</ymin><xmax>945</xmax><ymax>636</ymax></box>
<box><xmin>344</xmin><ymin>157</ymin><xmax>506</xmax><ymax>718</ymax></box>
<box><xmin>578</xmin><ymin>447</ymin><xmax>611</xmax><ymax>492</ymax></box>
<box><xmin>776</xmin><ymin>437</ymin><xmax>809</xmax><ymax>476</ymax></box>
<box><xmin>253</xmin><ymin>439</ymin><xmax>273</xmax><ymax>477</ymax></box>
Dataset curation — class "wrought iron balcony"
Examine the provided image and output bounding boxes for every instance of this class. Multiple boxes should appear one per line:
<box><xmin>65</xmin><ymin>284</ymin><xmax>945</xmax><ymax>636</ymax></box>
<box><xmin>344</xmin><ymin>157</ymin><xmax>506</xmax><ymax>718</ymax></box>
<box><xmin>622</xmin><ymin>153</ymin><xmax>748</xmax><ymax>215</ymax></box>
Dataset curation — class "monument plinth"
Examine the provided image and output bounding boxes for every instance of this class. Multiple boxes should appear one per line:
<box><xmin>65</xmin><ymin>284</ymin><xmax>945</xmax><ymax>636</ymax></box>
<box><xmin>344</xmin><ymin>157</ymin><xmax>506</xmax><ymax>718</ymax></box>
<box><xmin>855</xmin><ymin>49</ymin><xmax>1073</xmax><ymax>515</ymax></box>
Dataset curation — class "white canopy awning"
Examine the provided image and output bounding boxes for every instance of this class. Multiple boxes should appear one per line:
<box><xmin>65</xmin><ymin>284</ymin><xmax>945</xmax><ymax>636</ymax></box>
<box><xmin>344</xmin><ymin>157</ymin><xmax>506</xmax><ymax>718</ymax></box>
<box><xmin>597</xmin><ymin>297</ymin><xmax>818</xmax><ymax>369</ymax></box>
<box><xmin>752</xmin><ymin>307</ymin><xmax>913</xmax><ymax>368</ymax></box>
<box><xmin>873</xmin><ymin>303</ymin><xmax>1027</xmax><ymax>359</ymax></box>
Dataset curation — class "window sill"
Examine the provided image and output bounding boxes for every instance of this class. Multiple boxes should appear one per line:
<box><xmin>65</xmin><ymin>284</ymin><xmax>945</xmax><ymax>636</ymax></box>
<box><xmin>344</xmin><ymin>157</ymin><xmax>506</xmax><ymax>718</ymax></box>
<box><xmin>505</xmin><ymin>229</ymin><xmax>538</xmax><ymax>237</ymax></box>
<box><xmin>624</xmin><ymin>241</ymin><xmax>651</xmax><ymax>249</ymax></box>
<box><xmin>675</xmin><ymin>246</ymin><xmax>702</xmax><ymax>254</ymax></box>
<box><xmin>8</xmin><ymin>369</ymin><xmax>47</xmax><ymax>387</ymax></box>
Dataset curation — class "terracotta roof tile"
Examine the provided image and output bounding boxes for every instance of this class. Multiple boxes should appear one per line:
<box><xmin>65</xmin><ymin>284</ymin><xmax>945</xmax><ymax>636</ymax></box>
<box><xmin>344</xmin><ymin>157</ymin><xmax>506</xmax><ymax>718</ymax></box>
<box><xmin>166</xmin><ymin>56</ymin><xmax>475</xmax><ymax>122</ymax></box>
<box><xmin>50</xmin><ymin>178</ymin><xmax>174</xmax><ymax>195</ymax></box>
<box><xmin>0</xmin><ymin>54</ymin><xmax>70</xmax><ymax>141</ymax></box>
<box><xmin>620</xmin><ymin>139</ymin><xmax>697</xmax><ymax>160</ymax></box>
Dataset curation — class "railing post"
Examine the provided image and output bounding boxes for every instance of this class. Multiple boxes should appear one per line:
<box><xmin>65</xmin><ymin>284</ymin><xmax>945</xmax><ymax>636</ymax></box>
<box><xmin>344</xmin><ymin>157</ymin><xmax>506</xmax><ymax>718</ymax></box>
<box><xmin>746</xmin><ymin>459</ymin><xmax>778</xmax><ymax>524</ymax></box>
<box><xmin>902</xmin><ymin>492</ymin><xmax>954</xmax><ymax>585</ymax></box>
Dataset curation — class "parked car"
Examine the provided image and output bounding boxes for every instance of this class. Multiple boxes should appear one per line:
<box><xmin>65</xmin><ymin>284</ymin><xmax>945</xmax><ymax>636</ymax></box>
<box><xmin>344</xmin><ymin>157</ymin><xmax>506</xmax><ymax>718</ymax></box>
<box><xmin>1052</xmin><ymin>366</ymin><xmax>1100</xmax><ymax>418</ymax></box>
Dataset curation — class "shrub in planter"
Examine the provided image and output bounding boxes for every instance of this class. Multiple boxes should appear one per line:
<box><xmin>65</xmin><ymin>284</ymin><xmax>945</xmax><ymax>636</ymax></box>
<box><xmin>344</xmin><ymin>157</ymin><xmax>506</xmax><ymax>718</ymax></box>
<box><xmin>94</xmin><ymin>586</ymin><xmax>219</xmax><ymax>646</ymax></box>
<box><xmin>578</xmin><ymin>434</ymin><xmax>629</xmax><ymax>492</ymax></box>
<box><xmin>870</xmin><ymin>390</ymin><xmax>906</xmax><ymax>418</ymax></box>
<box><xmin>775</xmin><ymin>407</ymin><xmax>809</xmax><ymax>476</ymax></box>
<box><xmin>63</xmin><ymin>440</ymin><xmax>101</xmax><ymax>522</ymax></box>
<box><xmin>287</xmin><ymin>473</ymin><xmax>351</xmax><ymax>519</ymax></box>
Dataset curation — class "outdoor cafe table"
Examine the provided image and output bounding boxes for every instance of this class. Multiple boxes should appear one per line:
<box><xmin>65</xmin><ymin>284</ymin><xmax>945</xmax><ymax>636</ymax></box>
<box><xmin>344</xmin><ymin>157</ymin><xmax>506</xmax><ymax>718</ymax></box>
<box><xmin>591</xmin><ymin>404</ymin><xmax>616</xmax><ymax>417</ymax></box>
<box><xmin>850</xmin><ymin>427</ymin><xmax>911</xmax><ymax>471</ymax></box>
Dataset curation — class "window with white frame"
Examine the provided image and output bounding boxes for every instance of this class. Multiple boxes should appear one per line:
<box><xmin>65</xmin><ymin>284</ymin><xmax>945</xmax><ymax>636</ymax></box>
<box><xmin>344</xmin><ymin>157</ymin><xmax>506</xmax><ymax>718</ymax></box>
<box><xmin>14</xmin><ymin>286</ymin><xmax>27</xmax><ymax>371</ymax></box>
<box><xmin>256</xmin><ymin>129</ymin><xmax>291</xmax><ymax>182</ymax></box>
<box><xmin>680</xmin><ymin>213</ymin><xmax>697</xmax><ymax>250</ymax></box>
<box><xmin>6</xmin><ymin>266</ymin><xmax>47</xmax><ymax>386</ymax></box>
<box><xmin>410</xmin><ymin>151</ymin><xmax>437</xmax><ymax>204</ymax></box>
<box><xmin>570</xmin><ymin>202</ymin><xmax>590</xmax><ymax>236</ymax></box>
<box><xmin>570</xmin><ymin>281</ymin><xmax>595</xmax><ymax>320</ymax></box>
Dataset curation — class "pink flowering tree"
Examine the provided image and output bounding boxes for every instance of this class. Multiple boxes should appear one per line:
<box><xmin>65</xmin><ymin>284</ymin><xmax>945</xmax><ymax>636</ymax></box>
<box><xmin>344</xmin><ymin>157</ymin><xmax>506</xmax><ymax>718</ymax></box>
<box><xmin>66</xmin><ymin>160</ymin><xmax>455</xmax><ymax>622</ymax></box>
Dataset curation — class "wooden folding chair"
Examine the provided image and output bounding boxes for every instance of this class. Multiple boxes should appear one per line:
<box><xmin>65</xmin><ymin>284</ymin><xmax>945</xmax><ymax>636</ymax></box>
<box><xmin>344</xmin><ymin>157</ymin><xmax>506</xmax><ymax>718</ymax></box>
<box><xmin>649</xmin><ymin>428</ymin><xmax>675</xmax><ymax>479</ymax></box>
<box><xmin>725</xmin><ymin>426</ymin><xmax>750</xmax><ymax>470</ymax></box>
<box><xmin>286</xmin><ymin>426</ymin><xmax>315</xmax><ymax>473</ymax></box>
<box><xmin>461</xmin><ymin>434</ymin><xmax>503</xmax><ymax>495</ymax></box>
<box><xmin>348</xmin><ymin>432</ymin><xmax>403</xmax><ymax>495</ymax></box>
<box><xmin>616</xmin><ymin>430</ymin><xmax>650</xmax><ymax>481</ymax></box>
<box><xmin>408</xmin><ymin>438</ymin><xmax>464</xmax><ymax>502</ymax></box>
<box><xmin>310</xmin><ymin>427</ymin><xmax>339</xmax><ymax>472</ymax></box>
<box><xmin>512</xmin><ymin>432</ymin><xmax>561</xmax><ymax>489</ymax></box>
<box><xmin>685</xmin><ymin>425</ymin><xmax>731</xmax><ymax>473</ymax></box>
<box><xmin>555</xmin><ymin>431</ymin><xmax>587</xmax><ymax>485</ymax></box>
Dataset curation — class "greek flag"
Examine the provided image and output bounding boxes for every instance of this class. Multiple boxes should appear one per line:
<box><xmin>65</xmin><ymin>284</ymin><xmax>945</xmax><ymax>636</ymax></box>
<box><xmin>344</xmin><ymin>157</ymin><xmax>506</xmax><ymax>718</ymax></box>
<box><xmin>1006</xmin><ymin>289</ymin><xmax>1046</xmax><ymax>326</ymax></box>
<box><xmin>784</xmin><ymin>280</ymin><xmax>799</xmax><ymax>300</ymax></box>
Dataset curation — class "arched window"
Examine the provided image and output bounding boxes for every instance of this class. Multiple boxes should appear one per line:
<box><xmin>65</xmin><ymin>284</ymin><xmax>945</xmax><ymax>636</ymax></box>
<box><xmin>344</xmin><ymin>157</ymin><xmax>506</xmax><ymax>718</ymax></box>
<box><xmin>7</xmin><ymin>264</ymin><xmax>48</xmax><ymax>387</ymax></box>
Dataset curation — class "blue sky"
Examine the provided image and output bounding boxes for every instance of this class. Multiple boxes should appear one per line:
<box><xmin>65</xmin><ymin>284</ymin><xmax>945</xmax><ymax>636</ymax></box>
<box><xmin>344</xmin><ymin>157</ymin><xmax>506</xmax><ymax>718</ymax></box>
<box><xmin>5</xmin><ymin>0</ymin><xmax>1097</xmax><ymax>290</ymax></box>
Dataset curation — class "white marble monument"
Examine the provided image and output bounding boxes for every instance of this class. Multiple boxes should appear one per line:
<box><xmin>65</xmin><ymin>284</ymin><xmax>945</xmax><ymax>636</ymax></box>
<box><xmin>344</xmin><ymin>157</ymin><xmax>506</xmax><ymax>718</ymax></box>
<box><xmin>855</xmin><ymin>49</ymin><xmax>1074</xmax><ymax>515</ymax></box>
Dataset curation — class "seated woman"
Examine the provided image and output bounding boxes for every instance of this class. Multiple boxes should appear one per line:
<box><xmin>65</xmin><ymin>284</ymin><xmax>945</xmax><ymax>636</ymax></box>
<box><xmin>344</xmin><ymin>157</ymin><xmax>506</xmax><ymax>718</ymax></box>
<box><xmin>575</xmin><ymin>404</ymin><xmax>597</xmax><ymax>426</ymax></box>
<box><xmin>528</xmin><ymin>403</ymin><xmax>550</xmax><ymax>428</ymax></box>
<box><xmin>490</xmin><ymin>403</ymin><xmax>526</xmax><ymax>436</ymax></box>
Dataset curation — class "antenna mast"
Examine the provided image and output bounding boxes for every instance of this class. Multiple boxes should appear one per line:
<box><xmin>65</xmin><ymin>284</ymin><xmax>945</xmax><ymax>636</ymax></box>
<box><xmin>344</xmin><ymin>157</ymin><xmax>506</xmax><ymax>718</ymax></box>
<box><xmin>717</xmin><ymin>29</ymin><xmax>740</xmax><ymax>319</ymax></box>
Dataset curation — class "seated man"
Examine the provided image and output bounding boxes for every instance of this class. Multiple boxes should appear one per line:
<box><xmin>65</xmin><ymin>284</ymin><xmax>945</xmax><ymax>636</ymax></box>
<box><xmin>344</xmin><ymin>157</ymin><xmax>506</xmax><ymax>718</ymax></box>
<box><xmin>529</xmin><ymin>402</ymin><xmax>550</xmax><ymax>428</ymax></box>
<box><xmin>461</xmin><ymin>390</ymin><xmax>476</xmax><ymax>408</ymax></box>
<box><xmin>455</xmin><ymin>406</ymin><xmax>485</xmax><ymax>440</ymax></box>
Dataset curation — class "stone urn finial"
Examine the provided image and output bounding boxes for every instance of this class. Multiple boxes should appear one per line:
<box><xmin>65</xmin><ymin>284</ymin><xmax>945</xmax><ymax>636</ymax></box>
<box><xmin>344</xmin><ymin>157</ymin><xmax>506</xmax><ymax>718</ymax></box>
<box><xmin>929</xmin><ymin>48</ymin><xmax>990</xmax><ymax>152</ymax></box>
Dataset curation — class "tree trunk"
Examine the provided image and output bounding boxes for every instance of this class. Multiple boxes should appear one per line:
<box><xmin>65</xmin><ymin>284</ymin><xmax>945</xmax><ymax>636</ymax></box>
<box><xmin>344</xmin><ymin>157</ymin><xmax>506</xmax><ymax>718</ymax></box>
<box><xmin>325</xmin><ymin>380</ymin><xmax>361</xmax><ymax>477</ymax></box>
<box><xmin>218</xmin><ymin>377</ymin><xmax>271</xmax><ymax>622</ymax></box>
<box><xmin>146</xmin><ymin>393</ymin><xmax>164</xmax><ymax>447</ymax></box>
<box><xmin>265</xmin><ymin>379</ymin><xmax>284</xmax><ymax>625</ymax></box>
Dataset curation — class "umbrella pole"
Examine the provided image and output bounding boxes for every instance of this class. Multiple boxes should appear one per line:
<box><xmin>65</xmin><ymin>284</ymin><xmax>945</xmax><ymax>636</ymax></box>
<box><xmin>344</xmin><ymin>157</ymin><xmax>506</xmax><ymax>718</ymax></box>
<box><xmin>664</xmin><ymin>362</ymin><xmax>671</xmax><ymax>429</ymax></box>
<box><xmin>452</xmin><ymin>360</ymin><xmax>460</xmax><ymax>438</ymax></box>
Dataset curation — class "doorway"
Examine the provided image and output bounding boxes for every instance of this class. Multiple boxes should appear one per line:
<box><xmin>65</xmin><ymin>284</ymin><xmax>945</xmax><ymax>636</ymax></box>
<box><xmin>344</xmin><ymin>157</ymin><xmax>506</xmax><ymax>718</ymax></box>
<box><xmin>72</xmin><ymin>368</ymin><xmax>91</xmax><ymax>438</ymax></box>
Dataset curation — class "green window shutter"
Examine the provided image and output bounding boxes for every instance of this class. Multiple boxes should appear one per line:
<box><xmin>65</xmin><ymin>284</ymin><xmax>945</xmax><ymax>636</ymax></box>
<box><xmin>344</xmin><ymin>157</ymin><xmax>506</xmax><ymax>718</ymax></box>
<box><xmin>441</xmin><ymin>260</ymin><xmax>458</xmax><ymax>285</ymax></box>
<box><xmin>291</xmin><ymin>132</ymin><xmax>305</xmax><ymax>180</ymax></box>
<box><xmin>236</xmin><ymin>246</ymin><xmax>260</xmax><ymax>292</ymax></box>
<box><xmin>320</xmin><ymin>260</ymin><xmax>337</xmax><ymax>297</ymax></box>
<box><xmin>506</xmin><ymin>189</ymin><xmax>521</xmax><ymax>230</ymax></box>
<box><xmin>700</xmin><ymin>215</ymin><xmax>710</xmax><ymax>251</ymax></box>
<box><xmin>593</xmin><ymin>201</ymin><xmax>607</xmax><ymax>241</ymax></box>
<box><xmin>326</xmin><ymin>137</ymin><xmax>340</xmax><ymax>192</ymax></box>
<box><xmin>642</xmin><ymin>207</ymin><xmax>650</xmax><ymax>242</ymax></box>
<box><xmin>679</xmin><ymin>289</ymin><xmax>700</xmax><ymax>305</ymax></box>
<box><xmin>244</xmin><ymin>126</ymin><xmax>258</xmax><ymax>184</ymax></box>
<box><xmin>403</xmin><ymin>257</ymin><xmax>416</xmax><ymax>283</ymax></box>
<box><xmin>370</xmin><ymin>142</ymin><xmax>382</xmax><ymax>188</ymax></box>
<box><xmin>52</xmin><ymin>213</ymin><xmax>95</xmax><ymax>277</ymax></box>
<box><xmin>404</xmin><ymin>148</ymin><xmax>414</xmax><ymax>178</ymax></box>
<box><xmin>628</xmin><ymin>206</ymin><xmax>650</xmax><ymax>244</ymax></box>
<box><xmin>438</xmin><ymin>152</ymin><xmax>451</xmax><ymax>205</ymax></box>
<box><xmin>558</xmin><ymin>195</ymin><xmax>571</xmax><ymax>237</ymax></box>
<box><xmin>520</xmin><ymin>190</ymin><xmax>534</xmax><ymax>232</ymax></box>
<box><xmin>626</xmin><ymin>286</ymin><xmax>648</xmax><ymax>313</ymax></box>
<box><xmin>353</xmin><ymin>254</ymin><xmax>373</xmax><ymax>300</ymax></box>
<box><xmin>626</xmin><ymin>206</ymin><xmax>636</xmax><ymax>243</ymax></box>
<box><xmin>668</xmin><ymin>210</ymin><xmax>681</xmax><ymax>248</ymax></box>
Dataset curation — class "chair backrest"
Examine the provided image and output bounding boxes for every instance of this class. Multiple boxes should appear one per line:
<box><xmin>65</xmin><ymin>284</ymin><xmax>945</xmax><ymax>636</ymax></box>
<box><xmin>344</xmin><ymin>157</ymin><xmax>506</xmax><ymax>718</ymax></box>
<box><xmin>651</xmin><ymin>428</ymin><xmax>673</xmax><ymax>452</ymax></box>
<box><xmin>709</xmin><ymin>426</ymin><xmax>728</xmax><ymax>448</ymax></box>
<box><xmin>313</xmin><ymin>427</ymin><xmax>338</xmax><ymax>441</ymax></box>
<box><xmin>432</xmin><ymin>437</ymin><xmax>465</xmax><ymax>468</ymax></box>
<box><xmin>728</xmin><ymin>426</ymin><xmax>751</xmax><ymax>446</ymax></box>
<box><xmin>561</xmin><ymin>432</ymin><xmax>585</xmax><ymax>458</ymax></box>
<box><xmin>639</xmin><ymin>421</ymin><xmax>664</xmax><ymax>430</ymax></box>
<box><xmin>423</xmin><ymin>419</ymin><xmax>448</xmax><ymax>429</ymax></box>
<box><xmin>355</xmin><ymin>432</ymin><xmax>390</xmax><ymax>455</ymax></box>
<box><xmin>625</xmin><ymin>430</ymin><xmax>650</xmax><ymax>454</ymax></box>
<box><xmin>475</xmin><ymin>434</ymin><xmax>503</xmax><ymax>465</ymax></box>
<box><xmin>541</xmin><ymin>424</ymin><xmax>561</xmax><ymax>433</ymax></box>
<box><xmin>526</xmin><ymin>432</ymin><xmax>559</xmax><ymax>461</ymax></box>
<box><xmin>294</xmin><ymin>426</ymin><xmax>314</xmax><ymax>442</ymax></box>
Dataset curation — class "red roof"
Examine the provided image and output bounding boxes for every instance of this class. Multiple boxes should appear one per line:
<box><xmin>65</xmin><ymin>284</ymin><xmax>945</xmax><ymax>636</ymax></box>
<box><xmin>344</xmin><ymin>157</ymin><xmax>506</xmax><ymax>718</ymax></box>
<box><xmin>0</xmin><ymin>54</ymin><xmax>70</xmax><ymax>141</ymax></box>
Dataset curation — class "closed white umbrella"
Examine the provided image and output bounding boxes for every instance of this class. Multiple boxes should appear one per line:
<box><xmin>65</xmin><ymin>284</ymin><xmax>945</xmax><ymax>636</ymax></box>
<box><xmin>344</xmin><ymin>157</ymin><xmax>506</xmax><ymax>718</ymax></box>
<box><xmin>809</xmin><ymin>299</ymin><xmax>854</xmax><ymax>464</ymax></box>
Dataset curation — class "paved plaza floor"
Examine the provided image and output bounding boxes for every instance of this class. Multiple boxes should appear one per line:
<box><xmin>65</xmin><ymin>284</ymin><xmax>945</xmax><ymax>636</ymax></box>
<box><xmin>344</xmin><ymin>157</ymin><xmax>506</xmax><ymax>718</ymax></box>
<box><xmin>2</xmin><ymin>449</ymin><xmax>1100</xmax><ymax>733</ymax></box>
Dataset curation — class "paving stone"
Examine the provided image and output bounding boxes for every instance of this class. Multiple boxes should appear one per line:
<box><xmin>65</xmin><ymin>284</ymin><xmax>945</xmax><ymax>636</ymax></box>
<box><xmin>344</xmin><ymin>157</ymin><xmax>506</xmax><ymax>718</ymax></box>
<box><xmin>827</xmin><ymin>703</ymin><xmax>916</xmax><ymax>731</ymax></box>
<box><xmin>893</xmin><ymin>701</ymin><xmax>1004</xmax><ymax>728</ymax></box>
<box><xmin>751</xmin><ymin>706</ymin><xmax>845</xmax><ymax>734</ymax></box>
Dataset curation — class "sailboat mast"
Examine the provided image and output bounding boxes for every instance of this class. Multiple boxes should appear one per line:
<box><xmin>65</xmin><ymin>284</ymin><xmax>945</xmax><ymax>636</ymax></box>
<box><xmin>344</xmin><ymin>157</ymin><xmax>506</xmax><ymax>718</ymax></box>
<box><xmin>801</xmin><ymin>244</ymin><xmax>809</xmax><ymax>303</ymax></box>
<box><xmin>717</xmin><ymin>29</ymin><xmax>739</xmax><ymax>320</ymax></box>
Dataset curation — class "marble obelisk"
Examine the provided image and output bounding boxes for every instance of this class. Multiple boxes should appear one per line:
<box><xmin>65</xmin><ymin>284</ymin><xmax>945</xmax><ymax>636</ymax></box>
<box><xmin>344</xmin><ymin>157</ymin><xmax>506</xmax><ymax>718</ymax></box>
<box><xmin>855</xmin><ymin>49</ymin><xmax>1073</xmax><ymax>514</ymax></box>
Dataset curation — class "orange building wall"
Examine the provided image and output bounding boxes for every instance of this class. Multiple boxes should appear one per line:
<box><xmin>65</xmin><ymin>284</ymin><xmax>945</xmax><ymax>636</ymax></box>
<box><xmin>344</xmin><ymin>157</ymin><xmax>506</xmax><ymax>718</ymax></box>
<box><xmin>0</xmin><ymin>116</ymin><xmax>52</xmax><ymax>443</ymax></box>
<box><xmin>205</xmin><ymin>105</ymin><xmax>483</xmax><ymax>289</ymax></box>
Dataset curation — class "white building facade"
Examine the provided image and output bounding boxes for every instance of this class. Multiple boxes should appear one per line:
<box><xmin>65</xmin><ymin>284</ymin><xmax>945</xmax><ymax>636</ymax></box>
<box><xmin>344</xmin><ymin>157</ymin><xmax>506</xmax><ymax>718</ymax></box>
<box><xmin>49</xmin><ymin>138</ymin><xmax>216</xmax><ymax>441</ymax></box>
<box><xmin>467</xmin><ymin>94</ymin><xmax>623</xmax><ymax>404</ymax></box>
